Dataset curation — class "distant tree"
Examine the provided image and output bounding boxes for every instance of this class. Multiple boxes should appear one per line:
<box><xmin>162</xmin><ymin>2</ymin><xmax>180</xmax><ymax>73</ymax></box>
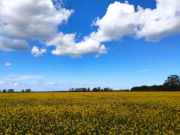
<box><xmin>22</xmin><ymin>89</ymin><xmax>24</xmax><ymax>93</ymax></box>
<box><xmin>8</xmin><ymin>89</ymin><xmax>14</xmax><ymax>93</ymax></box>
<box><xmin>25</xmin><ymin>89</ymin><xmax>31</xmax><ymax>92</ymax></box>
<box><xmin>92</xmin><ymin>87</ymin><xmax>98</xmax><ymax>92</ymax></box>
<box><xmin>2</xmin><ymin>89</ymin><xmax>6</xmax><ymax>93</ymax></box>
<box><xmin>164</xmin><ymin>75</ymin><xmax>180</xmax><ymax>86</ymax></box>
<box><xmin>82</xmin><ymin>88</ymin><xmax>87</xmax><ymax>92</ymax></box>
<box><xmin>87</xmin><ymin>88</ymin><xmax>90</xmax><ymax>92</ymax></box>
<box><xmin>69</xmin><ymin>88</ymin><xmax>74</xmax><ymax>92</ymax></box>
<box><xmin>104</xmin><ymin>87</ymin><xmax>113</xmax><ymax>92</ymax></box>
<box><xmin>163</xmin><ymin>75</ymin><xmax>180</xmax><ymax>91</ymax></box>
<box><xmin>120</xmin><ymin>89</ymin><xmax>130</xmax><ymax>91</ymax></box>
<box><xmin>131</xmin><ymin>85</ymin><xmax>163</xmax><ymax>91</ymax></box>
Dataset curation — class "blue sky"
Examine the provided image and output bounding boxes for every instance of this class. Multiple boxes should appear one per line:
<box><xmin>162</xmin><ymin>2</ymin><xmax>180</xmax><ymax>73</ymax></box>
<box><xmin>0</xmin><ymin>0</ymin><xmax>180</xmax><ymax>91</ymax></box>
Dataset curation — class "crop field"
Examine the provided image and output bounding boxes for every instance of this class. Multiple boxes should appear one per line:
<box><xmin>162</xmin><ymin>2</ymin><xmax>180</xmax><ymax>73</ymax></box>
<box><xmin>0</xmin><ymin>92</ymin><xmax>179</xmax><ymax>135</ymax></box>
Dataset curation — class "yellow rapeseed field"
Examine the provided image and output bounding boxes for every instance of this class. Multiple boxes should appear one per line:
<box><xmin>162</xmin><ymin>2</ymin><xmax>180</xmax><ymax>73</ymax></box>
<box><xmin>0</xmin><ymin>92</ymin><xmax>179</xmax><ymax>135</ymax></box>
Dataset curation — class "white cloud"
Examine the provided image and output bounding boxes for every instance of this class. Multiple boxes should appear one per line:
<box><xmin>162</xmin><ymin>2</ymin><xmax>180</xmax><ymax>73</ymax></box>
<box><xmin>47</xmin><ymin>32</ymin><xmax>107</xmax><ymax>58</ymax></box>
<box><xmin>0</xmin><ymin>80</ymin><xmax>5</xmax><ymax>85</ymax></box>
<box><xmin>0</xmin><ymin>0</ymin><xmax>73</xmax><ymax>51</ymax></box>
<box><xmin>92</xmin><ymin>1</ymin><xmax>138</xmax><ymax>42</ymax></box>
<box><xmin>31</xmin><ymin>46</ymin><xmax>47</xmax><ymax>57</ymax></box>
<box><xmin>14</xmin><ymin>82</ymin><xmax>19</xmax><ymax>87</ymax></box>
<box><xmin>46</xmin><ymin>82</ymin><xmax>56</xmax><ymax>86</ymax></box>
<box><xmin>0</xmin><ymin>36</ymin><xmax>29</xmax><ymax>51</ymax></box>
<box><xmin>48</xmin><ymin>0</ymin><xmax>180</xmax><ymax>58</ymax></box>
<box><xmin>6</xmin><ymin>74</ymin><xmax>43</xmax><ymax>81</ymax></box>
<box><xmin>92</xmin><ymin>0</ymin><xmax>180</xmax><ymax>42</ymax></box>
<box><xmin>80</xmin><ymin>82</ymin><xmax>85</xmax><ymax>86</ymax></box>
<box><xmin>5</xmin><ymin>62</ymin><xmax>12</xmax><ymax>66</ymax></box>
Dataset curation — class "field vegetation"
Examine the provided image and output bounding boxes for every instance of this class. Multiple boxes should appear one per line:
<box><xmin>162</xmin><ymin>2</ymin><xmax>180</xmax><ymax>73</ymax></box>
<box><xmin>0</xmin><ymin>92</ymin><xmax>179</xmax><ymax>134</ymax></box>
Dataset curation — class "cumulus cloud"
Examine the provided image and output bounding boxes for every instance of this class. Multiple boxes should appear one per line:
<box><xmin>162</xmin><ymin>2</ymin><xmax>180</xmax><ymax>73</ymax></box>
<box><xmin>0</xmin><ymin>80</ymin><xmax>5</xmax><ymax>85</ymax></box>
<box><xmin>92</xmin><ymin>0</ymin><xmax>180</xmax><ymax>42</ymax></box>
<box><xmin>0</xmin><ymin>36</ymin><xmax>28</xmax><ymax>51</ymax></box>
<box><xmin>47</xmin><ymin>0</ymin><xmax>180</xmax><ymax>58</ymax></box>
<box><xmin>31</xmin><ymin>46</ymin><xmax>47</xmax><ymax>57</ymax></box>
<box><xmin>5</xmin><ymin>62</ymin><xmax>12</xmax><ymax>66</ymax></box>
<box><xmin>47</xmin><ymin>32</ymin><xmax>106</xmax><ymax>58</ymax></box>
<box><xmin>0</xmin><ymin>0</ymin><xmax>73</xmax><ymax>51</ymax></box>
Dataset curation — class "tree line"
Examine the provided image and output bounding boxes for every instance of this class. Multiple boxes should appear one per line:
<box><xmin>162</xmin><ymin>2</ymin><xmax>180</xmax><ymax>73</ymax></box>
<box><xmin>0</xmin><ymin>89</ymin><xmax>31</xmax><ymax>93</ymax></box>
<box><xmin>69</xmin><ymin>87</ymin><xmax>113</xmax><ymax>92</ymax></box>
<box><xmin>131</xmin><ymin>75</ymin><xmax>180</xmax><ymax>91</ymax></box>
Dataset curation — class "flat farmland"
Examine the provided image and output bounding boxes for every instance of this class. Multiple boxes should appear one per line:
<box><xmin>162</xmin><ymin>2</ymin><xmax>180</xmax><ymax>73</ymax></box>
<box><xmin>0</xmin><ymin>92</ymin><xmax>179</xmax><ymax>134</ymax></box>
